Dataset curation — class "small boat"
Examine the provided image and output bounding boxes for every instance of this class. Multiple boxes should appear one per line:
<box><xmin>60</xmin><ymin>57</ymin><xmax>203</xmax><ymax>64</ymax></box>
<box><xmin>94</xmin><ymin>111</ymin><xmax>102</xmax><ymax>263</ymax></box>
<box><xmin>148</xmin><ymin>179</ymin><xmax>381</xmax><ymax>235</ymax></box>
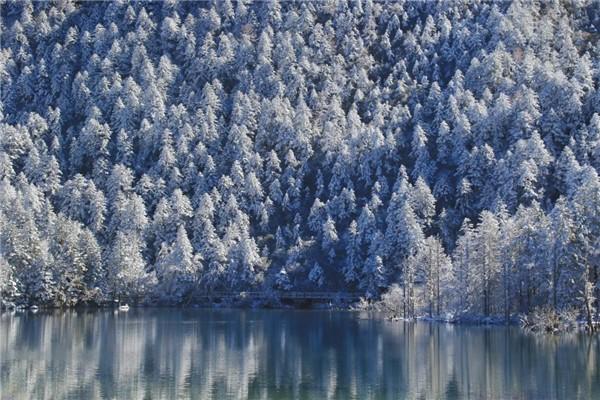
<box><xmin>118</xmin><ymin>304</ymin><xmax>130</xmax><ymax>312</ymax></box>
<box><xmin>30</xmin><ymin>305</ymin><xmax>39</xmax><ymax>312</ymax></box>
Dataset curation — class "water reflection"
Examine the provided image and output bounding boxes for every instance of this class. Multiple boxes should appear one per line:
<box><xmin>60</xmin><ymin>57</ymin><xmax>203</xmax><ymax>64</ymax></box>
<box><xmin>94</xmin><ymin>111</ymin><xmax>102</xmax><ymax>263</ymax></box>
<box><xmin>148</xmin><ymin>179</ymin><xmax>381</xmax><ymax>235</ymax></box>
<box><xmin>1</xmin><ymin>309</ymin><xmax>599</xmax><ymax>399</ymax></box>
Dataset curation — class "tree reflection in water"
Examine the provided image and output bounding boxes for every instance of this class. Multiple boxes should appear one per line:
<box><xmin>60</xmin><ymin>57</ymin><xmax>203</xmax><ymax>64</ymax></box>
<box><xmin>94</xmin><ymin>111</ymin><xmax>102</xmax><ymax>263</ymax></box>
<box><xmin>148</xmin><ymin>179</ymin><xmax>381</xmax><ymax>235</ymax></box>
<box><xmin>1</xmin><ymin>309</ymin><xmax>599</xmax><ymax>400</ymax></box>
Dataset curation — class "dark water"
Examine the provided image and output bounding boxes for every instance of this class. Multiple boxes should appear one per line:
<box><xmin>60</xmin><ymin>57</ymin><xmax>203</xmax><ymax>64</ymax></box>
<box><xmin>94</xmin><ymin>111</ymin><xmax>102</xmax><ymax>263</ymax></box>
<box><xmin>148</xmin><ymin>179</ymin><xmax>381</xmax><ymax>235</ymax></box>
<box><xmin>1</xmin><ymin>309</ymin><xmax>599</xmax><ymax>400</ymax></box>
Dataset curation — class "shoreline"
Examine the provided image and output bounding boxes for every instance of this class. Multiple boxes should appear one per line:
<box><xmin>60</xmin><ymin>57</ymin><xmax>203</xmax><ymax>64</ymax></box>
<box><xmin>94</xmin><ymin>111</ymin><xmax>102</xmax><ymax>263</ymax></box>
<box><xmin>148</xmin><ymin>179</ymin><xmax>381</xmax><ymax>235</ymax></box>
<box><xmin>3</xmin><ymin>302</ymin><xmax>598</xmax><ymax>334</ymax></box>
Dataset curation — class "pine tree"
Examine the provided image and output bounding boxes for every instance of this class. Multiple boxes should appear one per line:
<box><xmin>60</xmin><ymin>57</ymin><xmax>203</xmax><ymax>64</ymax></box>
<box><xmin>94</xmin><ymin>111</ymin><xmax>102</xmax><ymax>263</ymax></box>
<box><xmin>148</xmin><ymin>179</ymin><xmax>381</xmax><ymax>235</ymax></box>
<box><xmin>420</xmin><ymin>236</ymin><xmax>452</xmax><ymax>317</ymax></box>
<box><xmin>108</xmin><ymin>231</ymin><xmax>152</xmax><ymax>303</ymax></box>
<box><xmin>308</xmin><ymin>262</ymin><xmax>324</xmax><ymax>287</ymax></box>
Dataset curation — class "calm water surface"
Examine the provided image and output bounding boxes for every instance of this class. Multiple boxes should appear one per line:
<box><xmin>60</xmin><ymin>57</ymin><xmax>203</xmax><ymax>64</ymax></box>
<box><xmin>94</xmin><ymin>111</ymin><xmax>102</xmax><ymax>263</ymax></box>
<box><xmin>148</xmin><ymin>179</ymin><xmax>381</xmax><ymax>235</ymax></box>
<box><xmin>1</xmin><ymin>308</ymin><xmax>599</xmax><ymax>399</ymax></box>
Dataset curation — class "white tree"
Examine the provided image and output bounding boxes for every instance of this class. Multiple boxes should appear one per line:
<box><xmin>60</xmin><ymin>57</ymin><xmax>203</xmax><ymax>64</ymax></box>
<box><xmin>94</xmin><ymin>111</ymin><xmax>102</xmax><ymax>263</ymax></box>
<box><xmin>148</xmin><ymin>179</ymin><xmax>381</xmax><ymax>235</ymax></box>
<box><xmin>419</xmin><ymin>236</ymin><xmax>452</xmax><ymax>317</ymax></box>
<box><xmin>322</xmin><ymin>216</ymin><xmax>338</xmax><ymax>262</ymax></box>
<box><xmin>106</xmin><ymin>232</ymin><xmax>144</xmax><ymax>301</ymax></box>
<box><xmin>155</xmin><ymin>225</ymin><xmax>197</xmax><ymax>303</ymax></box>
<box><xmin>0</xmin><ymin>253</ymin><xmax>18</xmax><ymax>305</ymax></box>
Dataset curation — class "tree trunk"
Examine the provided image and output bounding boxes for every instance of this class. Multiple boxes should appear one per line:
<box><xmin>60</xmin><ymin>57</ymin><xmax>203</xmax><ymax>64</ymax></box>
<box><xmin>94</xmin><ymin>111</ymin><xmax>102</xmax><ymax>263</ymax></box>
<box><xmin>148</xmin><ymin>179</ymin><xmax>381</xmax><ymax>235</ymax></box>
<box><xmin>585</xmin><ymin>295</ymin><xmax>594</xmax><ymax>333</ymax></box>
<box><xmin>403</xmin><ymin>282</ymin><xmax>407</xmax><ymax>320</ymax></box>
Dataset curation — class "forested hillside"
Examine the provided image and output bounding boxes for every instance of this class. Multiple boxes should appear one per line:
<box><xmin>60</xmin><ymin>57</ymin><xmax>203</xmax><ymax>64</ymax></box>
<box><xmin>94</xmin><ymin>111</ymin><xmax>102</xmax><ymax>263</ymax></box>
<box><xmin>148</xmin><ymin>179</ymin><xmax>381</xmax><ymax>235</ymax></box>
<box><xmin>0</xmin><ymin>1</ymin><xmax>599</xmax><ymax>319</ymax></box>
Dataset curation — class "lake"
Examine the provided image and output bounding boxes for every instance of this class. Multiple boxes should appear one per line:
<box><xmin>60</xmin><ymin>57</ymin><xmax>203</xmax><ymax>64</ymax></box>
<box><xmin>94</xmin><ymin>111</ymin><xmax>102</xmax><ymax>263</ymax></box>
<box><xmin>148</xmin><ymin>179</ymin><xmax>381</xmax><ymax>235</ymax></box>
<box><xmin>1</xmin><ymin>308</ymin><xmax>599</xmax><ymax>399</ymax></box>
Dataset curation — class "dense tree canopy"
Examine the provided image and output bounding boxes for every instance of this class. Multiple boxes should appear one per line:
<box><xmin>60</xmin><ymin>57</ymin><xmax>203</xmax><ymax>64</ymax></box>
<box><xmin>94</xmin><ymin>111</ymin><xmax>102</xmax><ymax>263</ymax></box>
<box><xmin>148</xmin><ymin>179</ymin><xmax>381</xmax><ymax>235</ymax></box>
<box><xmin>0</xmin><ymin>0</ymin><xmax>599</xmax><ymax>320</ymax></box>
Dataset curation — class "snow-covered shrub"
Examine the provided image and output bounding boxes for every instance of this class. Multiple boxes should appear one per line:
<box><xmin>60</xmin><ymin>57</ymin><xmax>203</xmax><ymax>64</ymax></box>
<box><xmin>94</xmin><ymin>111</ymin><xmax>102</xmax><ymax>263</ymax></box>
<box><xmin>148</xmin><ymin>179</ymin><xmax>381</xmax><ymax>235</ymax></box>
<box><xmin>521</xmin><ymin>306</ymin><xmax>578</xmax><ymax>334</ymax></box>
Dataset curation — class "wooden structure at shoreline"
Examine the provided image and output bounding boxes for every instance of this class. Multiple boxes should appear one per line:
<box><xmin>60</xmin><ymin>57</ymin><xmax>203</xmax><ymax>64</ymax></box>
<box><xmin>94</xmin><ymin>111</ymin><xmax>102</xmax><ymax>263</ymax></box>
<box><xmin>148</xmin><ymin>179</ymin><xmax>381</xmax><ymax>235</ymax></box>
<box><xmin>195</xmin><ymin>291</ymin><xmax>364</xmax><ymax>303</ymax></box>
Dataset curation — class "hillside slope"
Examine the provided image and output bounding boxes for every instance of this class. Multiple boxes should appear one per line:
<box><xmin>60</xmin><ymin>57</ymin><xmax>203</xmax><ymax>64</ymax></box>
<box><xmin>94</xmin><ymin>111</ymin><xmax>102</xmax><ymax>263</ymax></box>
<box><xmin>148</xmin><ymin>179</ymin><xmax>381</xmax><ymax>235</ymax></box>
<box><xmin>0</xmin><ymin>1</ymin><xmax>599</xmax><ymax>318</ymax></box>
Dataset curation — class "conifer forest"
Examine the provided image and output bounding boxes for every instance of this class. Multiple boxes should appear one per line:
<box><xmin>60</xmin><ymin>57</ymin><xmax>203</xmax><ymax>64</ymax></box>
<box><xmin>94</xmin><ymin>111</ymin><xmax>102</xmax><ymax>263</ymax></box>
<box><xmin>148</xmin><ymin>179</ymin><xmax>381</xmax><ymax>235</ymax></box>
<box><xmin>1</xmin><ymin>0</ymin><xmax>600</xmax><ymax>323</ymax></box>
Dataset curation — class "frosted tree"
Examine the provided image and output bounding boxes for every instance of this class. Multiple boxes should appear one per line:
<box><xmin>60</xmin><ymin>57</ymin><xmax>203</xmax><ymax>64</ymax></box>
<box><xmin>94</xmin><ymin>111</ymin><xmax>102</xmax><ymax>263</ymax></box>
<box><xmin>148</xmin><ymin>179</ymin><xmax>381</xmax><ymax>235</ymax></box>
<box><xmin>452</xmin><ymin>218</ymin><xmax>476</xmax><ymax>315</ymax></box>
<box><xmin>548</xmin><ymin>197</ymin><xmax>575</xmax><ymax>310</ymax></box>
<box><xmin>308</xmin><ymin>262</ymin><xmax>324</xmax><ymax>287</ymax></box>
<box><xmin>0</xmin><ymin>186</ymin><xmax>54</xmax><ymax>305</ymax></box>
<box><xmin>322</xmin><ymin>216</ymin><xmax>338</xmax><ymax>262</ymax></box>
<box><xmin>473</xmin><ymin>211</ymin><xmax>502</xmax><ymax>317</ymax></box>
<box><xmin>554</xmin><ymin>146</ymin><xmax>581</xmax><ymax>197</ymax></box>
<box><xmin>512</xmin><ymin>202</ymin><xmax>549</xmax><ymax>314</ymax></box>
<box><xmin>49</xmin><ymin>217</ymin><xmax>89</xmax><ymax>306</ymax></box>
<box><xmin>411</xmin><ymin>124</ymin><xmax>433</xmax><ymax>182</ymax></box>
<box><xmin>410</xmin><ymin>177</ymin><xmax>436</xmax><ymax>229</ymax></box>
<box><xmin>361</xmin><ymin>230</ymin><xmax>387</xmax><ymax>299</ymax></box>
<box><xmin>169</xmin><ymin>225</ymin><xmax>199</xmax><ymax>287</ymax></box>
<box><xmin>308</xmin><ymin>198</ymin><xmax>326</xmax><ymax>234</ymax></box>
<box><xmin>154</xmin><ymin>226</ymin><xmax>196</xmax><ymax>304</ymax></box>
<box><xmin>419</xmin><ymin>236</ymin><xmax>452</xmax><ymax>317</ymax></box>
<box><xmin>343</xmin><ymin>220</ymin><xmax>362</xmax><ymax>285</ymax></box>
<box><xmin>0</xmin><ymin>254</ymin><xmax>18</xmax><ymax>304</ymax></box>
<box><xmin>192</xmin><ymin>195</ymin><xmax>226</xmax><ymax>291</ymax></box>
<box><xmin>59</xmin><ymin>175</ymin><xmax>106</xmax><ymax>233</ymax></box>
<box><xmin>571</xmin><ymin>168</ymin><xmax>600</xmax><ymax>330</ymax></box>
<box><xmin>227</xmin><ymin>234</ymin><xmax>262</xmax><ymax>289</ymax></box>
<box><xmin>151</xmin><ymin>197</ymin><xmax>174</xmax><ymax>252</ymax></box>
<box><xmin>107</xmin><ymin>231</ymin><xmax>152</xmax><ymax>303</ymax></box>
